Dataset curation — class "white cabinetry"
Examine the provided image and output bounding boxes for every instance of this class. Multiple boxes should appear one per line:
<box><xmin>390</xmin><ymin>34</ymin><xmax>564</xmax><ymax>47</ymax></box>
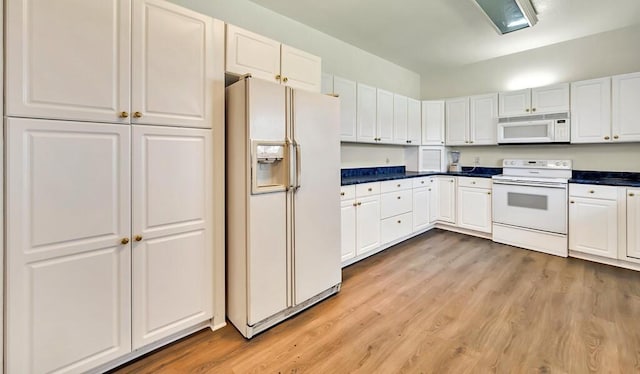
<box><xmin>376</xmin><ymin>89</ymin><xmax>394</xmax><ymax>143</ymax></box>
<box><xmin>340</xmin><ymin>183</ymin><xmax>382</xmax><ymax>258</ymax></box>
<box><xmin>340</xmin><ymin>198</ymin><xmax>357</xmax><ymax>262</ymax></box>
<box><xmin>225</xmin><ymin>24</ymin><xmax>321</xmax><ymax>92</ymax></box>
<box><xmin>380</xmin><ymin>181</ymin><xmax>413</xmax><ymax>244</ymax></box>
<box><xmin>568</xmin><ymin>185</ymin><xmax>618</xmax><ymax>259</ymax></box>
<box><xmin>407</xmin><ymin>98</ymin><xmax>422</xmax><ymax>145</ymax></box>
<box><xmin>334</xmin><ymin>76</ymin><xmax>358</xmax><ymax>142</ymax></box>
<box><xmin>7</xmin><ymin>0</ymin><xmax>216</xmax><ymax>128</ymax></box>
<box><xmin>436</xmin><ymin>177</ymin><xmax>456</xmax><ymax>223</ymax></box>
<box><xmin>392</xmin><ymin>95</ymin><xmax>421</xmax><ymax>145</ymax></box>
<box><xmin>457</xmin><ymin>178</ymin><xmax>492</xmax><ymax>233</ymax></box>
<box><xmin>445</xmin><ymin>97</ymin><xmax>469</xmax><ymax>145</ymax></box>
<box><xmin>422</xmin><ymin>101</ymin><xmax>445</xmax><ymax>145</ymax></box>
<box><xmin>356</xmin><ymin>195</ymin><xmax>382</xmax><ymax>255</ymax></box>
<box><xmin>499</xmin><ymin>83</ymin><xmax>569</xmax><ymax>116</ymax></box>
<box><xmin>627</xmin><ymin>189</ymin><xmax>640</xmax><ymax>260</ymax></box>
<box><xmin>356</xmin><ymin>83</ymin><xmax>378</xmax><ymax>142</ymax></box>
<box><xmin>571</xmin><ymin>77</ymin><xmax>612</xmax><ymax>143</ymax></box>
<box><xmin>612</xmin><ymin>72</ymin><xmax>640</xmax><ymax>142</ymax></box>
<box><xmin>413</xmin><ymin>177</ymin><xmax>435</xmax><ymax>232</ymax></box>
<box><xmin>469</xmin><ymin>93</ymin><xmax>498</xmax><ymax>145</ymax></box>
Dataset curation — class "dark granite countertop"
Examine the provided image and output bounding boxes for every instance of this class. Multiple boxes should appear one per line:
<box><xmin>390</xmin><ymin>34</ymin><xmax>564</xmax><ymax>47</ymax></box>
<box><xmin>570</xmin><ymin>170</ymin><xmax>640</xmax><ymax>188</ymax></box>
<box><xmin>341</xmin><ymin>166</ymin><xmax>503</xmax><ymax>186</ymax></box>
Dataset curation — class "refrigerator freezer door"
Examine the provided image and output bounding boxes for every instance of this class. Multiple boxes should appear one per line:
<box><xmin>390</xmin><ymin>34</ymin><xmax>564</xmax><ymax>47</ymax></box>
<box><xmin>291</xmin><ymin>89</ymin><xmax>342</xmax><ymax>304</ymax></box>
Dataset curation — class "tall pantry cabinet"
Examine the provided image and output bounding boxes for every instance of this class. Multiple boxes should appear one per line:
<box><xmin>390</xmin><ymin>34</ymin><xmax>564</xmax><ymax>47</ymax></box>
<box><xmin>4</xmin><ymin>0</ymin><xmax>225</xmax><ymax>372</ymax></box>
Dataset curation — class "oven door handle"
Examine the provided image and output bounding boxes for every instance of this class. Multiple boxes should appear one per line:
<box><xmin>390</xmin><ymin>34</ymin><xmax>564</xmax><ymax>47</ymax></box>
<box><xmin>492</xmin><ymin>180</ymin><xmax>567</xmax><ymax>189</ymax></box>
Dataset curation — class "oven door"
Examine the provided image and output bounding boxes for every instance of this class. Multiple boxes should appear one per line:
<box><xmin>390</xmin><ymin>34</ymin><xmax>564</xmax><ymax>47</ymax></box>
<box><xmin>492</xmin><ymin>181</ymin><xmax>567</xmax><ymax>234</ymax></box>
<box><xmin>497</xmin><ymin>120</ymin><xmax>554</xmax><ymax>144</ymax></box>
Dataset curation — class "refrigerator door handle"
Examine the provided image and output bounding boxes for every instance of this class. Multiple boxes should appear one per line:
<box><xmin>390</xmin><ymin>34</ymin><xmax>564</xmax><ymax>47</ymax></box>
<box><xmin>295</xmin><ymin>143</ymin><xmax>301</xmax><ymax>190</ymax></box>
<box><xmin>285</xmin><ymin>139</ymin><xmax>293</xmax><ymax>191</ymax></box>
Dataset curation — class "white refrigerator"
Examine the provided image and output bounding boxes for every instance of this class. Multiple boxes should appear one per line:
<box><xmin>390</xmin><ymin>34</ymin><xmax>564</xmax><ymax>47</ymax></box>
<box><xmin>226</xmin><ymin>77</ymin><xmax>342</xmax><ymax>338</ymax></box>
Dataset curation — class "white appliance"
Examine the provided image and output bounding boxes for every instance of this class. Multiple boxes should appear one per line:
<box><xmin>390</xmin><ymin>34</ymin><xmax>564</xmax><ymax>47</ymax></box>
<box><xmin>497</xmin><ymin>112</ymin><xmax>570</xmax><ymax>144</ymax></box>
<box><xmin>492</xmin><ymin>159</ymin><xmax>572</xmax><ymax>257</ymax></box>
<box><xmin>226</xmin><ymin>77</ymin><xmax>342</xmax><ymax>338</ymax></box>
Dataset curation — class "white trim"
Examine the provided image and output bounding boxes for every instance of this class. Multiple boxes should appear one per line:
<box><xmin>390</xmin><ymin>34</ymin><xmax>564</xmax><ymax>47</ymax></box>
<box><xmin>570</xmin><ymin>251</ymin><xmax>640</xmax><ymax>272</ymax></box>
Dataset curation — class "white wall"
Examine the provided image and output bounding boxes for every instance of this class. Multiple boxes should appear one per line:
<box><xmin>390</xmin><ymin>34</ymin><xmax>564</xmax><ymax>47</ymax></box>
<box><xmin>168</xmin><ymin>0</ymin><xmax>421</xmax><ymax>98</ymax></box>
<box><xmin>340</xmin><ymin>143</ymin><xmax>406</xmax><ymax>168</ymax></box>
<box><xmin>421</xmin><ymin>24</ymin><xmax>640</xmax><ymax>99</ymax></box>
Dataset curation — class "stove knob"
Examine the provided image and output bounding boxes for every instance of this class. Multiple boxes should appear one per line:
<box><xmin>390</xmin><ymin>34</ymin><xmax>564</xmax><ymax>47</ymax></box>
<box><xmin>555</xmin><ymin>161</ymin><xmax>561</xmax><ymax>166</ymax></box>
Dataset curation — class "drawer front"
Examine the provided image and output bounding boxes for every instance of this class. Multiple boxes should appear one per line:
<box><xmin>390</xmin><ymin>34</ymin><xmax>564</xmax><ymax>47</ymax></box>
<box><xmin>340</xmin><ymin>185</ymin><xmax>356</xmax><ymax>201</ymax></box>
<box><xmin>458</xmin><ymin>177</ymin><xmax>491</xmax><ymax>189</ymax></box>
<box><xmin>380</xmin><ymin>190</ymin><xmax>413</xmax><ymax>219</ymax></box>
<box><xmin>412</xmin><ymin>176</ymin><xmax>436</xmax><ymax>189</ymax></box>
<box><xmin>381</xmin><ymin>212</ymin><xmax>413</xmax><ymax>244</ymax></box>
<box><xmin>569</xmin><ymin>184</ymin><xmax>617</xmax><ymax>200</ymax></box>
<box><xmin>355</xmin><ymin>182</ymin><xmax>381</xmax><ymax>197</ymax></box>
<box><xmin>380</xmin><ymin>179</ymin><xmax>412</xmax><ymax>193</ymax></box>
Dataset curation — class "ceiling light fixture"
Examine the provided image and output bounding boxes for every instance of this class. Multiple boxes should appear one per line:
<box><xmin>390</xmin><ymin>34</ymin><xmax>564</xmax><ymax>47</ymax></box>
<box><xmin>473</xmin><ymin>0</ymin><xmax>538</xmax><ymax>35</ymax></box>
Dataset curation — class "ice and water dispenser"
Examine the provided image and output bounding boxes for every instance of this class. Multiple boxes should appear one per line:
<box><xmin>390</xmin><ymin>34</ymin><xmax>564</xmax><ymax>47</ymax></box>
<box><xmin>251</xmin><ymin>140</ymin><xmax>288</xmax><ymax>194</ymax></box>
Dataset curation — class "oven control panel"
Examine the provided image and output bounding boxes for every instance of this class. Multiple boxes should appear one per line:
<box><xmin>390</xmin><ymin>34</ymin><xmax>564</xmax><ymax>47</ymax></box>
<box><xmin>502</xmin><ymin>159</ymin><xmax>572</xmax><ymax>169</ymax></box>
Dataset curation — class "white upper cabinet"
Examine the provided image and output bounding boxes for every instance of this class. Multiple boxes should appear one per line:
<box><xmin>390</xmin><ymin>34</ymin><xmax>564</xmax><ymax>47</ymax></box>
<box><xmin>132</xmin><ymin>0</ymin><xmax>215</xmax><ymax>128</ymax></box>
<box><xmin>571</xmin><ymin>77</ymin><xmax>612</xmax><ymax>143</ymax></box>
<box><xmin>445</xmin><ymin>97</ymin><xmax>469</xmax><ymax>145</ymax></box>
<box><xmin>612</xmin><ymin>72</ymin><xmax>640</xmax><ymax>142</ymax></box>
<box><xmin>7</xmin><ymin>0</ymin><xmax>218</xmax><ymax>127</ymax></box>
<box><xmin>377</xmin><ymin>89</ymin><xmax>394</xmax><ymax>143</ymax></box>
<box><xmin>499</xmin><ymin>83</ymin><xmax>569</xmax><ymax>116</ymax></box>
<box><xmin>422</xmin><ymin>101</ymin><xmax>445</xmax><ymax>145</ymax></box>
<box><xmin>356</xmin><ymin>83</ymin><xmax>377</xmax><ymax>142</ymax></box>
<box><xmin>392</xmin><ymin>94</ymin><xmax>408</xmax><ymax>144</ymax></box>
<box><xmin>469</xmin><ymin>93</ymin><xmax>498</xmax><ymax>145</ymax></box>
<box><xmin>225</xmin><ymin>24</ymin><xmax>321</xmax><ymax>92</ymax></box>
<box><xmin>334</xmin><ymin>76</ymin><xmax>358</xmax><ymax>142</ymax></box>
<box><xmin>6</xmin><ymin>0</ymin><xmax>131</xmax><ymax>123</ymax></box>
<box><xmin>407</xmin><ymin>98</ymin><xmax>422</xmax><ymax>145</ymax></box>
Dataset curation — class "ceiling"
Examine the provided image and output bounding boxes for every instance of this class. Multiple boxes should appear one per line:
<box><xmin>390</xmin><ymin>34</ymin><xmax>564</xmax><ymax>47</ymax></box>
<box><xmin>249</xmin><ymin>0</ymin><xmax>640</xmax><ymax>74</ymax></box>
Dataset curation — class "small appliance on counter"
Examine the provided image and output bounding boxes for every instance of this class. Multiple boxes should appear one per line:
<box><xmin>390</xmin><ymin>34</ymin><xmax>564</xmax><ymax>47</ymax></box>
<box><xmin>448</xmin><ymin>150</ymin><xmax>461</xmax><ymax>172</ymax></box>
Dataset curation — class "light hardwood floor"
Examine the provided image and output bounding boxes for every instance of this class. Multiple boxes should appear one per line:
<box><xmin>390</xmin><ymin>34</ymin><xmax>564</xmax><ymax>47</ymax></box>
<box><xmin>112</xmin><ymin>229</ymin><xmax>640</xmax><ymax>373</ymax></box>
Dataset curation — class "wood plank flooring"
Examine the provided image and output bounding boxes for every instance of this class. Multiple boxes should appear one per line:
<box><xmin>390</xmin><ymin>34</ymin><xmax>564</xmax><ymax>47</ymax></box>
<box><xmin>112</xmin><ymin>229</ymin><xmax>640</xmax><ymax>373</ymax></box>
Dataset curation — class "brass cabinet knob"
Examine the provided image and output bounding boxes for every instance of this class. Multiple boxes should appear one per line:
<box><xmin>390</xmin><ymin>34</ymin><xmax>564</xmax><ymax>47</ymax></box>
<box><xmin>135</xmin><ymin>235</ymin><xmax>143</xmax><ymax>242</ymax></box>
<box><xmin>119</xmin><ymin>111</ymin><xmax>129</xmax><ymax>118</ymax></box>
<box><xmin>570</xmin><ymin>200</ymin><xmax>575</xmax><ymax>204</ymax></box>
<box><xmin>487</xmin><ymin>191</ymin><xmax>491</xmax><ymax>195</ymax></box>
<box><xmin>133</xmin><ymin>111</ymin><xmax>143</xmax><ymax>118</ymax></box>
<box><xmin>368</xmin><ymin>188</ymin><xmax>372</xmax><ymax>192</ymax></box>
<box><xmin>450</xmin><ymin>180</ymin><xmax>454</xmax><ymax>183</ymax></box>
<box><xmin>631</xmin><ymin>193</ymin><xmax>636</xmax><ymax>197</ymax></box>
<box><xmin>397</xmin><ymin>184</ymin><xmax>401</xmax><ymax>187</ymax></box>
<box><xmin>470</xmin><ymin>140</ymin><xmax>474</xmax><ymax>144</ymax></box>
<box><xmin>408</xmin><ymin>140</ymin><xmax>412</xmax><ymax>143</ymax></box>
<box><xmin>357</xmin><ymin>202</ymin><xmax>362</xmax><ymax>206</ymax></box>
<box><xmin>353</xmin><ymin>202</ymin><xmax>357</xmax><ymax>207</ymax></box>
<box><xmin>532</xmin><ymin>108</ymin><xmax>536</xmax><ymax>112</ymax></box>
<box><xmin>283</xmin><ymin>77</ymin><xmax>289</xmax><ymax>83</ymax></box>
<box><xmin>472</xmin><ymin>181</ymin><xmax>476</xmax><ymax>184</ymax></box>
<box><xmin>397</xmin><ymin>220</ymin><xmax>401</xmax><ymax>224</ymax></box>
<box><xmin>614</xmin><ymin>135</ymin><xmax>619</xmax><ymax>139</ymax></box>
<box><xmin>397</xmin><ymin>196</ymin><xmax>401</xmax><ymax>200</ymax></box>
<box><xmin>421</xmin><ymin>181</ymin><xmax>425</xmax><ymax>184</ymax></box>
<box><xmin>604</xmin><ymin>136</ymin><xmax>610</xmax><ymax>140</ymax></box>
<box><xmin>340</xmin><ymin>192</ymin><xmax>345</xmax><ymax>196</ymax></box>
<box><xmin>275</xmin><ymin>74</ymin><xmax>281</xmax><ymax>81</ymax></box>
<box><xmin>589</xmin><ymin>190</ymin><xmax>595</xmax><ymax>194</ymax></box>
<box><xmin>121</xmin><ymin>237</ymin><xmax>130</xmax><ymax>245</ymax></box>
<box><xmin>525</xmin><ymin>108</ymin><xmax>530</xmax><ymax>112</ymax></box>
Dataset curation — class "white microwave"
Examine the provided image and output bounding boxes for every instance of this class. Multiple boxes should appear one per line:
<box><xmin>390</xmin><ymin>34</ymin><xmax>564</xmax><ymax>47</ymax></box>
<box><xmin>497</xmin><ymin>113</ymin><xmax>570</xmax><ymax>144</ymax></box>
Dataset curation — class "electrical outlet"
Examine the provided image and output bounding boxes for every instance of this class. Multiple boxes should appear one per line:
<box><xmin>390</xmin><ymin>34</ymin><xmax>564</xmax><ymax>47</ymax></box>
<box><xmin>474</xmin><ymin>156</ymin><xmax>480</xmax><ymax>164</ymax></box>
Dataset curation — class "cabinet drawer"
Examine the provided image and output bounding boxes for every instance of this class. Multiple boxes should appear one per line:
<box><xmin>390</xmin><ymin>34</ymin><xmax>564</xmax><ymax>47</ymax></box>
<box><xmin>458</xmin><ymin>177</ymin><xmax>491</xmax><ymax>189</ymax></box>
<box><xmin>380</xmin><ymin>190</ymin><xmax>413</xmax><ymax>219</ymax></box>
<box><xmin>340</xmin><ymin>185</ymin><xmax>356</xmax><ymax>201</ymax></box>
<box><xmin>569</xmin><ymin>184</ymin><xmax>617</xmax><ymax>200</ymax></box>
<box><xmin>355</xmin><ymin>182</ymin><xmax>380</xmax><ymax>197</ymax></box>
<box><xmin>412</xmin><ymin>176</ymin><xmax>436</xmax><ymax>188</ymax></box>
<box><xmin>381</xmin><ymin>212</ymin><xmax>413</xmax><ymax>244</ymax></box>
<box><xmin>380</xmin><ymin>179</ymin><xmax>412</xmax><ymax>193</ymax></box>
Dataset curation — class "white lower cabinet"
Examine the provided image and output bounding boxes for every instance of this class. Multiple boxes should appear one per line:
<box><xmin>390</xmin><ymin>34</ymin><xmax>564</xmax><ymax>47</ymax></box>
<box><xmin>436</xmin><ymin>177</ymin><xmax>456</xmax><ymax>223</ymax></box>
<box><xmin>413</xmin><ymin>187</ymin><xmax>430</xmax><ymax>231</ymax></box>
<box><xmin>627</xmin><ymin>189</ymin><xmax>640</xmax><ymax>259</ymax></box>
<box><xmin>5</xmin><ymin>118</ymin><xmax>213</xmax><ymax>372</ymax></box>
<box><xmin>356</xmin><ymin>195</ymin><xmax>381</xmax><ymax>256</ymax></box>
<box><xmin>340</xmin><ymin>199</ymin><xmax>357</xmax><ymax>261</ymax></box>
<box><xmin>569</xmin><ymin>193</ymin><xmax>618</xmax><ymax>259</ymax></box>
<box><xmin>381</xmin><ymin>212</ymin><xmax>413</xmax><ymax>244</ymax></box>
<box><xmin>457</xmin><ymin>177</ymin><xmax>492</xmax><ymax>233</ymax></box>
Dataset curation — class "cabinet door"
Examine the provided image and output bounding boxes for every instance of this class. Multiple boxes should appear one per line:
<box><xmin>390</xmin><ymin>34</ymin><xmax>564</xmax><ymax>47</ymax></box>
<box><xmin>531</xmin><ymin>83</ymin><xmax>569</xmax><ymax>114</ymax></box>
<box><xmin>628</xmin><ymin>189</ymin><xmax>640</xmax><ymax>260</ymax></box>
<box><xmin>132</xmin><ymin>125</ymin><xmax>213</xmax><ymax>349</ymax></box>
<box><xmin>341</xmin><ymin>200</ymin><xmax>357</xmax><ymax>262</ymax></box>
<box><xmin>422</xmin><ymin>101</ymin><xmax>445</xmax><ymax>145</ymax></box>
<box><xmin>356</xmin><ymin>83</ymin><xmax>377</xmax><ymax>142</ymax></box>
<box><xmin>413</xmin><ymin>187</ymin><xmax>430</xmax><ymax>232</ymax></box>
<box><xmin>6</xmin><ymin>118</ymin><xmax>131</xmax><ymax>374</ymax></box>
<box><xmin>225</xmin><ymin>24</ymin><xmax>280</xmax><ymax>84</ymax></box>
<box><xmin>499</xmin><ymin>89</ymin><xmax>530</xmax><ymax>116</ymax></box>
<box><xmin>392</xmin><ymin>94</ymin><xmax>408</xmax><ymax>144</ymax></box>
<box><xmin>445</xmin><ymin>97</ymin><xmax>469</xmax><ymax>145</ymax></box>
<box><xmin>457</xmin><ymin>187</ymin><xmax>492</xmax><ymax>233</ymax></box>
<box><xmin>334</xmin><ymin>76</ymin><xmax>357</xmax><ymax>142</ymax></box>
<box><xmin>6</xmin><ymin>0</ymin><xmax>131</xmax><ymax>123</ymax></box>
<box><xmin>469</xmin><ymin>93</ymin><xmax>498</xmax><ymax>145</ymax></box>
<box><xmin>356</xmin><ymin>195</ymin><xmax>381</xmax><ymax>255</ymax></box>
<box><xmin>377</xmin><ymin>89</ymin><xmax>394</xmax><ymax>143</ymax></box>
<box><xmin>569</xmin><ymin>197</ymin><xmax>618</xmax><ymax>259</ymax></box>
<box><xmin>612</xmin><ymin>72</ymin><xmax>640</xmax><ymax>142</ymax></box>
<box><xmin>436</xmin><ymin>177</ymin><xmax>456</xmax><ymax>223</ymax></box>
<box><xmin>407</xmin><ymin>98</ymin><xmax>422</xmax><ymax>145</ymax></box>
<box><xmin>321</xmin><ymin>73</ymin><xmax>333</xmax><ymax>95</ymax></box>
<box><xmin>132</xmin><ymin>0</ymin><xmax>215</xmax><ymax>128</ymax></box>
<box><xmin>281</xmin><ymin>44</ymin><xmax>322</xmax><ymax>93</ymax></box>
<box><xmin>429</xmin><ymin>179</ymin><xmax>439</xmax><ymax>223</ymax></box>
<box><xmin>571</xmin><ymin>78</ymin><xmax>612</xmax><ymax>143</ymax></box>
